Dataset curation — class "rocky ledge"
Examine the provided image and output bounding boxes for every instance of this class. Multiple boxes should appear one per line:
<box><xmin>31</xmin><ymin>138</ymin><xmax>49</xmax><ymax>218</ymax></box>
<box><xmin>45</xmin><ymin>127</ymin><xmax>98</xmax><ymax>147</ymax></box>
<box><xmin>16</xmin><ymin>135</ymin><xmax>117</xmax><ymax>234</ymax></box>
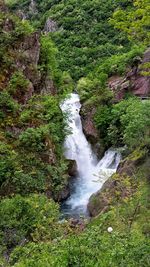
<box><xmin>108</xmin><ymin>48</ymin><xmax>150</xmax><ymax>100</ymax></box>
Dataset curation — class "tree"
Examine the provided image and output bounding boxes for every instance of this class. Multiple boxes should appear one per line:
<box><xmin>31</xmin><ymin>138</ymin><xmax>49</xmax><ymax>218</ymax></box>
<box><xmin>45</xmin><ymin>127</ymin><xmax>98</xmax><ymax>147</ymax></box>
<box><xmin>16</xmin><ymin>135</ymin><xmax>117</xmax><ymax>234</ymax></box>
<box><xmin>110</xmin><ymin>0</ymin><xmax>150</xmax><ymax>45</ymax></box>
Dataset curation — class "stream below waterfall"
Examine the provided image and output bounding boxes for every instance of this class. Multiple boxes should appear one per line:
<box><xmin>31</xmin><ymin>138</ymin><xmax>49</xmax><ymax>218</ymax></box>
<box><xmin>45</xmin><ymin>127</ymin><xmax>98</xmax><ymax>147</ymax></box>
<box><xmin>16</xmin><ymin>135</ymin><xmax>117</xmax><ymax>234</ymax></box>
<box><xmin>60</xmin><ymin>93</ymin><xmax>121</xmax><ymax>218</ymax></box>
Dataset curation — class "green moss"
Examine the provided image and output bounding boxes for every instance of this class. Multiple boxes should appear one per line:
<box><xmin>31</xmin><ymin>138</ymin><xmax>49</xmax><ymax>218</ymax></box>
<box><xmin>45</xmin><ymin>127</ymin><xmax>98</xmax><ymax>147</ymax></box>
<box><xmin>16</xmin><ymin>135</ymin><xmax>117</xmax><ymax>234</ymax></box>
<box><xmin>127</xmin><ymin>148</ymin><xmax>147</xmax><ymax>162</ymax></box>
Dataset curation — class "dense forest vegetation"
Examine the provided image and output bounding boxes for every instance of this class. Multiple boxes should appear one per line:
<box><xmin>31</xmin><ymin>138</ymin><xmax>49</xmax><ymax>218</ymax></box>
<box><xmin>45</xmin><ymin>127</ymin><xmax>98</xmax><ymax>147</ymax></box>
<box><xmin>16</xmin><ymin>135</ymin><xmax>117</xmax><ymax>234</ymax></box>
<box><xmin>0</xmin><ymin>0</ymin><xmax>150</xmax><ymax>266</ymax></box>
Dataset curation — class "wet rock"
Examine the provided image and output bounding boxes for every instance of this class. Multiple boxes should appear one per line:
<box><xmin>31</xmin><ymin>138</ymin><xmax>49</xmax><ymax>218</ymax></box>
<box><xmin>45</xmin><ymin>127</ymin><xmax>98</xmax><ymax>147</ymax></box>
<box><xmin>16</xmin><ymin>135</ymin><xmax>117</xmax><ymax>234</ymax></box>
<box><xmin>67</xmin><ymin>159</ymin><xmax>78</xmax><ymax>176</ymax></box>
<box><xmin>88</xmin><ymin>181</ymin><xmax>111</xmax><ymax>217</ymax></box>
<box><xmin>58</xmin><ymin>185</ymin><xmax>70</xmax><ymax>201</ymax></box>
<box><xmin>54</xmin><ymin>184</ymin><xmax>70</xmax><ymax>202</ymax></box>
<box><xmin>80</xmin><ymin>105</ymin><xmax>105</xmax><ymax>158</ymax></box>
<box><xmin>81</xmin><ymin>106</ymin><xmax>98</xmax><ymax>141</ymax></box>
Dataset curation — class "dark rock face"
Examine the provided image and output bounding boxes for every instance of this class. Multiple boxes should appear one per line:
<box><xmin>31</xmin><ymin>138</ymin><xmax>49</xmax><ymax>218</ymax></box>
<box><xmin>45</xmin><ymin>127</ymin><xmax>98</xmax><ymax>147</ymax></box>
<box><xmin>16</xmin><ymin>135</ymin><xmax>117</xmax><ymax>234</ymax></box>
<box><xmin>108</xmin><ymin>48</ymin><xmax>150</xmax><ymax>100</ymax></box>
<box><xmin>55</xmin><ymin>184</ymin><xmax>70</xmax><ymax>202</ymax></box>
<box><xmin>81</xmin><ymin>107</ymin><xmax>98</xmax><ymax>141</ymax></box>
<box><xmin>51</xmin><ymin>160</ymin><xmax>78</xmax><ymax>202</ymax></box>
<box><xmin>15</xmin><ymin>32</ymin><xmax>41</xmax><ymax>87</ymax></box>
<box><xmin>15</xmin><ymin>31</ymin><xmax>57</xmax><ymax>96</ymax></box>
<box><xmin>67</xmin><ymin>159</ymin><xmax>78</xmax><ymax>177</ymax></box>
<box><xmin>80</xmin><ymin>105</ymin><xmax>105</xmax><ymax>158</ymax></box>
<box><xmin>88</xmin><ymin>150</ymin><xmax>147</xmax><ymax>217</ymax></box>
<box><xmin>20</xmin><ymin>32</ymin><xmax>40</xmax><ymax>66</ymax></box>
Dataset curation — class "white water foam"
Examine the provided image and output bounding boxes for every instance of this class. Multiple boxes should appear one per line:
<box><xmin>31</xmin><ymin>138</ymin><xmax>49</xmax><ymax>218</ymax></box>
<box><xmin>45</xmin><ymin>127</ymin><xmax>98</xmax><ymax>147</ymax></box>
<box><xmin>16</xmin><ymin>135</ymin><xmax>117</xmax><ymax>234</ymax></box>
<box><xmin>61</xmin><ymin>93</ymin><xmax>121</xmax><ymax>217</ymax></box>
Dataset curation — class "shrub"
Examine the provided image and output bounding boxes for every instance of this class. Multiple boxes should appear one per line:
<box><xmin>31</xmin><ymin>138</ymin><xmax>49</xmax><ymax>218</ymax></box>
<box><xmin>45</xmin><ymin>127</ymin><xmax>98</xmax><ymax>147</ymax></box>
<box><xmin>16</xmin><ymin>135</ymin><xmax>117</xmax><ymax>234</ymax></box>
<box><xmin>8</xmin><ymin>72</ymin><xmax>29</xmax><ymax>96</ymax></box>
<box><xmin>95</xmin><ymin>98</ymin><xmax>150</xmax><ymax>149</ymax></box>
<box><xmin>0</xmin><ymin>194</ymin><xmax>61</xmax><ymax>253</ymax></box>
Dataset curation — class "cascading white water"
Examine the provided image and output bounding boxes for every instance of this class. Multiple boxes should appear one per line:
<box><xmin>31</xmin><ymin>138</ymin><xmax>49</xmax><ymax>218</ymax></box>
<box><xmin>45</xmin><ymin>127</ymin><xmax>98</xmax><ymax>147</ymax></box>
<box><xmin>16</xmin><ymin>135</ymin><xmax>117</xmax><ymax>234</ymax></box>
<box><xmin>61</xmin><ymin>93</ymin><xmax>121</xmax><ymax>218</ymax></box>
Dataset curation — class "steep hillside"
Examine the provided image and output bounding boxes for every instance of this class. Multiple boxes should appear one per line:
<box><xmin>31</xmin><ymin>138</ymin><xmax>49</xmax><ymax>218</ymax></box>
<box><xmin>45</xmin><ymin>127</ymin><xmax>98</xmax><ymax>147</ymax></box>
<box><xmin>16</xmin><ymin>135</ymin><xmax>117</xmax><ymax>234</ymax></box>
<box><xmin>0</xmin><ymin>0</ymin><xmax>70</xmax><ymax>200</ymax></box>
<box><xmin>6</xmin><ymin>0</ymin><xmax>132</xmax><ymax>80</ymax></box>
<box><xmin>0</xmin><ymin>0</ymin><xmax>150</xmax><ymax>266</ymax></box>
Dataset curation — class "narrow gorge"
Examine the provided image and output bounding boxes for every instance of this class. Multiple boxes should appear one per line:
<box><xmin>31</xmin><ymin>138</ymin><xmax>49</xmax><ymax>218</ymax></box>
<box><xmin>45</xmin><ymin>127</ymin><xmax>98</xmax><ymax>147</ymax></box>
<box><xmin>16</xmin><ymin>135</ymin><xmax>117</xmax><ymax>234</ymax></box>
<box><xmin>0</xmin><ymin>0</ymin><xmax>149</xmax><ymax>266</ymax></box>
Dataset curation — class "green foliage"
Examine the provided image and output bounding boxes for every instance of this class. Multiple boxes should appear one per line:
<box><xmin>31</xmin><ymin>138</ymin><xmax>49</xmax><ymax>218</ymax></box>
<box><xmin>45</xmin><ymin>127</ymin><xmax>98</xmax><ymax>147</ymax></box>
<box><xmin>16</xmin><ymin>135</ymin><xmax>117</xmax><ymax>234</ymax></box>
<box><xmin>76</xmin><ymin>44</ymin><xmax>145</xmax><ymax>105</ymax></box>
<box><xmin>95</xmin><ymin>98</ymin><xmax>150</xmax><ymax>148</ymax></box>
<box><xmin>0</xmin><ymin>91</ymin><xmax>19</xmax><ymax>124</ymax></box>
<box><xmin>58</xmin><ymin>71</ymin><xmax>75</xmax><ymax>96</ymax></box>
<box><xmin>46</xmin><ymin>0</ymin><xmax>130</xmax><ymax>80</ymax></box>
<box><xmin>77</xmin><ymin>77</ymin><xmax>112</xmax><ymax>103</ymax></box>
<box><xmin>19</xmin><ymin>126</ymin><xmax>49</xmax><ymax>151</ymax></box>
<box><xmin>6</xmin><ymin>0</ymin><xmax>131</xmax><ymax>80</ymax></box>
<box><xmin>19</xmin><ymin>94</ymin><xmax>66</xmax><ymax>143</ymax></box>
<box><xmin>0</xmin><ymin>141</ymin><xmax>18</xmax><ymax>186</ymax></box>
<box><xmin>10</xmin><ymin>218</ymin><xmax>149</xmax><ymax>267</ymax></box>
<box><xmin>0</xmin><ymin>7</ymin><xmax>69</xmax><ymax>197</ymax></box>
<box><xmin>110</xmin><ymin>0</ymin><xmax>150</xmax><ymax>45</ymax></box>
<box><xmin>0</xmin><ymin>194</ymin><xmax>61</xmax><ymax>253</ymax></box>
<box><xmin>1</xmin><ymin>150</ymin><xmax>150</xmax><ymax>267</ymax></box>
<box><xmin>0</xmin><ymin>12</ymin><xmax>33</xmax><ymax>49</ymax></box>
<box><xmin>0</xmin><ymin>1</ymin><xmax>149</xmax><ymax>266</ymax></box>
<box><xmin>121</xmin><ymin>100</ymin><xmax>150</xmax><ymax>148</ymax></box>
<box><xmin>96</xmin><ymin>45</ymin><xmax>145</xmax><ymax>76</ymax></box>
<box><xmin>0</xmin><ymin>92</ymin><xmax>68</xmax><ymax>196</ymax></box>
<box><xmin>8</xmin><ymin>72</ymin><xmax>29</xmax><ymax>96</ymax></box>
<box><xmin>40</xmin><ymin>35</ymin><xmax>59</xmax><ymax>80</ymax></box>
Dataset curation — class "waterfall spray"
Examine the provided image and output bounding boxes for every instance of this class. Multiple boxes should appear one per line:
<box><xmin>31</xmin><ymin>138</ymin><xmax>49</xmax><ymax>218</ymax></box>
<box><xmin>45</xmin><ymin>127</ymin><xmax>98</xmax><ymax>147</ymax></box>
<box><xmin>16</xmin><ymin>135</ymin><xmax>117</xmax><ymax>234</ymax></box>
<box><xmin>61</xmin><ymin>93</ymin><xmax>121</xmax><ymax>218</ymax></box>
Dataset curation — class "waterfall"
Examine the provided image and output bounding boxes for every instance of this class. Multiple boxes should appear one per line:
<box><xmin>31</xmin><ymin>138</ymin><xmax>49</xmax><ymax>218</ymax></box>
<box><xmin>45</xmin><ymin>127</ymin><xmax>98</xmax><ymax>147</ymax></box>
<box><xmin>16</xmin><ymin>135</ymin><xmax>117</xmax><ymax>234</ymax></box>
<box><xmin>61</xmin><ymin>93</ymin><xmax>121</xmax><ymax>218</ymax></box>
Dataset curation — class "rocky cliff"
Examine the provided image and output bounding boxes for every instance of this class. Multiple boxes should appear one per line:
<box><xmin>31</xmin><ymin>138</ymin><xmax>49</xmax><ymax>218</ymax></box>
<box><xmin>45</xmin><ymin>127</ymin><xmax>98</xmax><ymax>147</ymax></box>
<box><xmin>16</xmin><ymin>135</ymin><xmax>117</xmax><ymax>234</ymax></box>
<box><xmin>108</xmin><ymin>48</ymin><xmax>150</xmax><ymax>100</ymax></box>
